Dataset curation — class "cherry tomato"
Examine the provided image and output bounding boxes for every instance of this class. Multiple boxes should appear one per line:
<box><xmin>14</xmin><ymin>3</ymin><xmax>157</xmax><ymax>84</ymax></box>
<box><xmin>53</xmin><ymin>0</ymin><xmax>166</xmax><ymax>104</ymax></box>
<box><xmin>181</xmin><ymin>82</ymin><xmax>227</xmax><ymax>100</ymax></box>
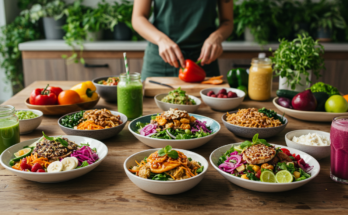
<box><xmin>255</xmin><ymin>170</ymin><xmax>262</xmax><ymax>179</ymax></box>
<box><xmin>36</xmin><ymin>169</ymin><xmax>46</xmax><ymax>173</ymax></box>
<box><xmin>31</xmin><ymin>163</ymin><xmax>43</xmax><ymax>172</ymax></box>
<box><xmin>281</xmin><ymin>148</ymin><xmax>291</xmax><ymax>156</ymax></box>
<box><xmin>47</xmin><ymin>86</ymin><xmax>63</xmax><ymax>97</ymax></box>
<box><xmin>20</xmin><ymin>158</ymin><xmax>32</xmax><ymax>171</ymax></box>
<box><xmin>58</xmin><ymin>90</ymin><xmax>81</xmax><ymax>105</ymax></box>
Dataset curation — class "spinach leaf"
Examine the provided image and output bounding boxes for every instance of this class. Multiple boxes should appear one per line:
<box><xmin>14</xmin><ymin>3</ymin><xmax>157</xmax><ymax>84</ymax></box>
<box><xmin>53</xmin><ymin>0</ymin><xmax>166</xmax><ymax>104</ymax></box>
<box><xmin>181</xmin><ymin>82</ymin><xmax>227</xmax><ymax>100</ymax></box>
<box><xmin>76</xmin><ymin>161</ymin><xmax>89</xmax><ymax>169</ymax></box>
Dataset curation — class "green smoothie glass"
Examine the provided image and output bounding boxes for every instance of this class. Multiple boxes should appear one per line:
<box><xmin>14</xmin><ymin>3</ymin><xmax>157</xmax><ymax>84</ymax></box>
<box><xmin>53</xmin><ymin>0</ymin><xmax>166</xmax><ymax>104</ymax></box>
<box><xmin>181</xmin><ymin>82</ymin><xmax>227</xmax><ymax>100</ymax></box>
<box><xmin>117</xmin><ymin>72</ymin><xmax>143</xmax><ymax>120</ymax></box>
<box><xmin>0</xmin><ymin>105</ymin><xmax>20</xmax><ymax>154</ymax></box>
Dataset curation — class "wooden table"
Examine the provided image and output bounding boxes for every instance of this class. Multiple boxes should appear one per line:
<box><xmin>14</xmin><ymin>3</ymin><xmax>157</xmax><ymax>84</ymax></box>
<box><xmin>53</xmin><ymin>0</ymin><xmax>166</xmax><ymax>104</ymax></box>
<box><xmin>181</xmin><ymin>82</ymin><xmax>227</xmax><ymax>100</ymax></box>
<box><xmin>1</xmin><ymin>81</ymin><xmax>347</xmax><ymax>215</ymax></box>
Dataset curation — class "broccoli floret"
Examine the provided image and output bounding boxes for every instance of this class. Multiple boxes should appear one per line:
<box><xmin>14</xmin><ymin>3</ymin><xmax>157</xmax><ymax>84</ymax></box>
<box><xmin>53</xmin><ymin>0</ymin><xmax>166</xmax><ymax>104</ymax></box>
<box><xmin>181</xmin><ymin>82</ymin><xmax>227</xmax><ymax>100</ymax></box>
<box><xmin>308</xmin><ymin>82</ymin><xmax>340</xmax><ymax>97</ymax></box>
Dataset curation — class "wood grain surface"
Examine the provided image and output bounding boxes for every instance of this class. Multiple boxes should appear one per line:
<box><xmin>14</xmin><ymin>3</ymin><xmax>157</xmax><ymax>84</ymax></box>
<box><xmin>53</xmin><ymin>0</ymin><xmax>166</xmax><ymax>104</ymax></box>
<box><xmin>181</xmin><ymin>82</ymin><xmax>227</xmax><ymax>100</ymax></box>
<box><xmin>1</xmin><ymin>81</ymin><xmax>347</xmax><ymax>215</ymax></box>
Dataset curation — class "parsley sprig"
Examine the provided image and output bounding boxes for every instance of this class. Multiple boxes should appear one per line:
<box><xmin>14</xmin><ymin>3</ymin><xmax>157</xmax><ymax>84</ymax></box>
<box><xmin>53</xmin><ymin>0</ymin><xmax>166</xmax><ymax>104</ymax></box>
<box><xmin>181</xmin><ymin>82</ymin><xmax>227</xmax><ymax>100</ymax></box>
<box><xmin>158</xmin><ymin>145</ymin><xmax>178</xmax><ymax>159</ymax></box>
<box><xmin>240</xmin><ymin>133</ymin><xmax>271</xmax><ymax>149</ymax></box>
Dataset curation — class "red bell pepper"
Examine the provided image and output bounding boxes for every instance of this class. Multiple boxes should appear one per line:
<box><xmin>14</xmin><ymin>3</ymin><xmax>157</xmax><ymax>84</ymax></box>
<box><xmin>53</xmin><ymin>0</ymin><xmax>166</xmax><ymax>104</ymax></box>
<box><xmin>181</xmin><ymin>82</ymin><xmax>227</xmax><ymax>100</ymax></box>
<box><xmin>47</xmin><ymin>86</ymin><xmax>63</xmax><ymax>97</ymax></box>
<box><xmin>179</xmin><ymin>59</ymin><xmax>206</xmax><ymax>83</ymax></box>
<box><xmin>29</xmin><ymin>84</ymin><xmax>57</xmax><ymax>105</ymax></box>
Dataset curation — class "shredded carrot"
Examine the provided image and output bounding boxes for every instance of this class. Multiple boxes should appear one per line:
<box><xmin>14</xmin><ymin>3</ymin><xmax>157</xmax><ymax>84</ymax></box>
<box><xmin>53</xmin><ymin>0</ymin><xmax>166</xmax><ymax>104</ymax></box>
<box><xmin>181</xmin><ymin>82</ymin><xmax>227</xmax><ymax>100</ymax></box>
<box><xmin>201</xmin><ymin>79</ymin><xmax>224</xmax><ymax>85</ymax></box>
<box><xmin>77</xmin><ymin>120</ymin><xmax>105</xmax><ymax>130</ymax></box>
<box><xmin>209</xmin><ymin>75</ymin><xmax>223</xmax><ymax>80</ymax></box>
<box><xmin>11</xmin><ymin>153</ymin><xmax>51</xmax><ymax>170</ymax></box>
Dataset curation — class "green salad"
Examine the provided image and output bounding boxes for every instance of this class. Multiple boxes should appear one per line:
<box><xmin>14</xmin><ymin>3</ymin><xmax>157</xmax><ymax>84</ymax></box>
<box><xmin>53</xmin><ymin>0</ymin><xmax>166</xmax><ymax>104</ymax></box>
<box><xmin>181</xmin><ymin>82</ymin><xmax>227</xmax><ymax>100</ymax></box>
<box><xmin>161</xmin><ymin>87</ymin><xmax>196</xmax><ymax>105</ymax></box>
<box><xmin>15</xmin><ymin>111</ymin><xmax>39</xmax><ymax>120</ymax></box>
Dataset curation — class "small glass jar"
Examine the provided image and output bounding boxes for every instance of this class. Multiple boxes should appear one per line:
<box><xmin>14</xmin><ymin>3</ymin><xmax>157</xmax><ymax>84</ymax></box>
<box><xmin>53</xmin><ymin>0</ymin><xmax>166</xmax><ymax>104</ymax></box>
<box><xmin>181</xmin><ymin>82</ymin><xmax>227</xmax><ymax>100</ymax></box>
<box><xmin>117</xmin><ymin>73</ymin><xmax>143</xmax><ymax>120</ymax></box>
<box><xmin>0</xmin><ymin>105</ymin><xmax>20</xmax><ymax>154</ymax></box>
<box><xmin>248</xmin><ymin>54</ymin><xmax>273</xmax><ymax>101</ymax></box>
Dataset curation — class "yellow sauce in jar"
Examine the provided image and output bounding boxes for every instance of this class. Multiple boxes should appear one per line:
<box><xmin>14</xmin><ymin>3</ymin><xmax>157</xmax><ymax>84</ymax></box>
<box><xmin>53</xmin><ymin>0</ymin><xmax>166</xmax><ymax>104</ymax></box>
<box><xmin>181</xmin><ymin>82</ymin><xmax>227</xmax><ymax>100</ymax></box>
<box><xmin>248</xmin><ymin>57</ymin><xmax>273</xmax><ymax>101</ymax></box>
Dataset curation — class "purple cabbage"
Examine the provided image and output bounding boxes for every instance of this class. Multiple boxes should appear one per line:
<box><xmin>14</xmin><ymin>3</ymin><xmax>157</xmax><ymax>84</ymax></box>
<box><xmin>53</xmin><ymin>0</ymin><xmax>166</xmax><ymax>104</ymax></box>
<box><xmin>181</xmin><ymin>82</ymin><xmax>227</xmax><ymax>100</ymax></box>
<box><xmin>71</xmin><ymin>146</ymin><xmax>99</xmax><ymax>166</ymax></box>
<box><xmin>191</xmin><ymin>120</ymin><xmax>212</xmax><ymax>133</ymax></box>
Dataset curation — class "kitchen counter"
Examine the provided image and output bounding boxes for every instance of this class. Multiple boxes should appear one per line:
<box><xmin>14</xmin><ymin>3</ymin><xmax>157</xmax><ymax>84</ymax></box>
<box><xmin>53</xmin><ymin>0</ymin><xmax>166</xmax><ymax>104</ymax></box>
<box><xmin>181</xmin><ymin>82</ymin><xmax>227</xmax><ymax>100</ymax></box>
<box><xmin>19</xmin><ymin>40</ymin><xmax>348</xmax><ymax>51</ymax></box>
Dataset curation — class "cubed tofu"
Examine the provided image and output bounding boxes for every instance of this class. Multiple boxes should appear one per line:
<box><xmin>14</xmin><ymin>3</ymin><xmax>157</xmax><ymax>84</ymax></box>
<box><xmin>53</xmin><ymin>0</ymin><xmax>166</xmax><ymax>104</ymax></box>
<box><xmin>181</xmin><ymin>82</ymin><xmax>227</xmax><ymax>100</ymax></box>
<box><xmin>190</xmin><ymin>116</ymin><xmax>196</xmax><ymax>123</ymax></box>
<box><xmin>180</xmin><ymin>118</ymin><xmax>190</xmax><ymax>124</ymax></box>
<box><xmin>236</xmin><ymin>164</ymin><xmax>245</xmax><ymax>172</ymax></box>
<box><xmin>165</xmin><ymin>122</ymin><xmax>174</xmax><ymax>129</ymax></box>
<box><xmin>180</xmin><ymin>124</ymin><xmax>191</xmax><ymax>130</ymax></box>
<box><xmin>157</xmin><ymin>117</ymin><xmax>167</xmax><ymax>126</ymax></box>
<box><xmin>173</xmin><ymin>120</ymin><xmax>181</xmax><ymax>127</ymax></box>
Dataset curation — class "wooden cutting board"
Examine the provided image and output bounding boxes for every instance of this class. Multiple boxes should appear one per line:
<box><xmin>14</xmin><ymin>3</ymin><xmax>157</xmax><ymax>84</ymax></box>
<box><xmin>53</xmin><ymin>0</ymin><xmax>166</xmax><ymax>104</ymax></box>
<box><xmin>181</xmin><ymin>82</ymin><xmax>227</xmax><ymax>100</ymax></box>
<box><xmin>144</xmin><ymin>77</ymin><xmax>229</xmax><ymax>97</ymax></box>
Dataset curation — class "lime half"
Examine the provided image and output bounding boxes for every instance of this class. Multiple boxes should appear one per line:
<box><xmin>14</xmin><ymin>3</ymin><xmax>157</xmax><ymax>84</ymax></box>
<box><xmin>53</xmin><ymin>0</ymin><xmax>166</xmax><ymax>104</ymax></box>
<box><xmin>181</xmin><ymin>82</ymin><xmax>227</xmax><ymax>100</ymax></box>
<box><xmin>260</xmin><ymin>171</ymin><xmax>276</xmax><ymax>183</ymax></box>
<box><xmin>276</xmin><ymin>170</ymin><xmax>293</xmax><ymax>183</ymax></box>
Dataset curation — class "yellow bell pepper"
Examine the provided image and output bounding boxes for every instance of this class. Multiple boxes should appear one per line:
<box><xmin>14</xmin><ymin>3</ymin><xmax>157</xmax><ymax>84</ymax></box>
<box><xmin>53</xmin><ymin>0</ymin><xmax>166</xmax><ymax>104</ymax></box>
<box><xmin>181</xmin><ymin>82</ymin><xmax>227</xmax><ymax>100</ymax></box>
<box><xmin>71</xmin><ymin>81</ymin><xmax>99</xmax><ymax>102</ymax></box>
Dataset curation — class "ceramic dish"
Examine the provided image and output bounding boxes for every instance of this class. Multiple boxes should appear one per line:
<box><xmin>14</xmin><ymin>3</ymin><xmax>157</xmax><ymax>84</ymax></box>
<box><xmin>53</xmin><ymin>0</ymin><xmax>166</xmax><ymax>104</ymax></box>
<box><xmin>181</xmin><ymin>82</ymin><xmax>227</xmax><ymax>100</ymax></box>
<box><xmin>200</xmin><ymin>87</ymin><xmax>245</xmax><ymax>111</ymax></box>
<box><xmin>0</xmin><ymin>135</ymin><xmax>108</xmax><ymax>183</ymax></box>
<box><xmin>16</xmin><ymin>109</ymin><xmax>43</xmax><ymax>134</ymax></box>
<box><xmin>25</xmin><ymin>97</ymin><xmax>100</xmax><ymax>116</ymax></box>
<box><xmin>221</xmin><ymin>111</ymin><xmax>288</xmax><ymax>138</ymax></box>
<box><xmin>128</xmin><ymin>113</ymin><xmax>220</xmax><ymax>149</ymax></box>
<box><xmin>273</xmin><ymin>97</ymin><xmax>348</xmax><ymax>122</ymax></box>
<box><xmin>210</xmin><ymin>143</ymin><xmax>320</xmax><ymax>192</ymax></box>
<box><xmin>93</xmin><ymin>76</ymin><xmax>118</xmax><ymax>103</ymax></box>
<box><xmin>124</xmin><ymin>148</ymin><xmax>208</xmax><ymax>195</ymax></box>
<box><xmin>285</xmin><ymin>130</ymin><xmax>331</xmax><ymax>160</ymax></box>
<box><xmin>154</xmin><ymin>93</ymin><xmax>201</xmax><ymax>113</ymax></box>
<box><xmin>58</xmin><ymin>110</ymin><xmax>128</xmax><ymax>140</ymax></box>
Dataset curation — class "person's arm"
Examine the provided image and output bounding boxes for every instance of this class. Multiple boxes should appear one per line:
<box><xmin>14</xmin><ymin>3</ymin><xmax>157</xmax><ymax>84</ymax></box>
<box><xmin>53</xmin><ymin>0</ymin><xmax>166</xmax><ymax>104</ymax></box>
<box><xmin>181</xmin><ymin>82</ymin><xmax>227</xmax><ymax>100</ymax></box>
<box><xmin>132</xmin><ymin>0</ymin><xmax>185</xmax><ymax>68</ymax></box>
<box><xmin>199</xmin><ymin>0</ymin><xmax>234</xmax><ymax>66</ymax></box>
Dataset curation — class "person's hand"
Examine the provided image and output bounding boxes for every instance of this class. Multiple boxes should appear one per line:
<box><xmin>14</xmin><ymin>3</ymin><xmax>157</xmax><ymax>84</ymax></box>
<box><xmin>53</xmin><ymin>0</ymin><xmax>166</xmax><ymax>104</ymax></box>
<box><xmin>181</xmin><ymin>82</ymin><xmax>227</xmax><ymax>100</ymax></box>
<box><xmin>198</xmin><ymin>33</ymin><xmax>223</xmax><ymax>66</ymax></box>
<box><xmin>158</xmin><ymin>37</ymin><xmax>185</xmax><ymax>68</ymax></box>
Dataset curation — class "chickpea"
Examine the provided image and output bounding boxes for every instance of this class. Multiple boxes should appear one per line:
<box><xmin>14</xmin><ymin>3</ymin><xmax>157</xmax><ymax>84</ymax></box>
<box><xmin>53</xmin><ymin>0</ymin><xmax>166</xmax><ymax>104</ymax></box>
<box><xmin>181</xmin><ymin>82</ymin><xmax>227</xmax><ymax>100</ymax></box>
<box><xmin>293</xmin><ymin>171</ymin><xmax>301</xmax><ymax>179</ymax></box>
<box><xmin>252</xmin><ymin>165</ymin><xmax>260</xmax><ymax>172</ymax></box>
<box><xmin>261</xmin><ymin>163</ymin><xmax>274</xmax><ymax>170</ymax></box>
<box><xmin>241</xmin><ymin>174</ymin><xmax>249</xmax><ymax>180</ymax></box>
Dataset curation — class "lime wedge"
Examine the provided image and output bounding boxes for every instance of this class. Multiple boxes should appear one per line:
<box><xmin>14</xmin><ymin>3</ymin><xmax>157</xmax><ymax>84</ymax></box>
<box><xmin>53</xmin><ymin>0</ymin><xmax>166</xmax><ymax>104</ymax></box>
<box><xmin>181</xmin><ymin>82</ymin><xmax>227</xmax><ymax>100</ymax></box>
<box><xmin>260</xmin><ymin>170</ymin><xmax>276</xmax><ymax>183</ymax></box>
<box><xmin>14</xmin><ymin>148</ymin><xmax>31</xmax><ymax>158</ymax></box>
<box><xmin>276</xmin><ymin>170</ymin><xmax>293</xmax><ymax>183</ymax></box>
<box><xmin>234</xmin><ymin>145</ymin><xmax>243</xmax><ymax>152</ymax></box>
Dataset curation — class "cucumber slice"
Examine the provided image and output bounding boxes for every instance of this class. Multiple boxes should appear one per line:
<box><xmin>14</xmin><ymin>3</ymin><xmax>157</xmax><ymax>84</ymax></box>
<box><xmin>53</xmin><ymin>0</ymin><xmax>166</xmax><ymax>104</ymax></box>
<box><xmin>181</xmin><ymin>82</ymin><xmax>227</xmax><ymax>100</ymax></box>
<box><xmin>14</xmin><ymin>148</ymin><xmax>31</xmax><ymax>158</ymax></box>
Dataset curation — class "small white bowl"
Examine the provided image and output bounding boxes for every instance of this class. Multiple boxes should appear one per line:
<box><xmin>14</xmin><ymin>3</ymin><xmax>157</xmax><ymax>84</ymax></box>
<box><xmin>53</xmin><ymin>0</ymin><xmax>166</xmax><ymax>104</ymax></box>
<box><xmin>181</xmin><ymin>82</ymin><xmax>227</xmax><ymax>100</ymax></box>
<box><xmin>285</xmin><ymin>130</ymin><xmax>331</xmax><ymax>160</ymax></box>
<box><xmin>16</xmin><ymin>109</ymin><xmax>43</xmax><ymax>134</ymax></box>
<box><xmin>124</xmin><ymin>148</ymin><xmax>208</xmax><ymax>195</ymax></box>
<box><xmin>154</xmin><ymin>94</ymin><xmax>201</xmax><ymax>113</ymax></box>
<box><xmin>210</xmin><ymin>143</ymin><xmax>320</xmax><ymax>192</ymax></box>
<box><xmin>200</xmin><ymin>87</ymin><xmax>245</xmax><ymax>111</ymax></box>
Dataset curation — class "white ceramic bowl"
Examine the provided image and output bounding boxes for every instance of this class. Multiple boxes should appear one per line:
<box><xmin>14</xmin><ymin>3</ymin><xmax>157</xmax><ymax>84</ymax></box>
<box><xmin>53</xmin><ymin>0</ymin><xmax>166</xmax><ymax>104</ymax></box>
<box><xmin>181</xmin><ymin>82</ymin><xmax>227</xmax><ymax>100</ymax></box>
<box><xmin>210</xmin><ymin>143</ymin><xmax>320</xmax><ymax>192</ymax></box>
<box><xmin>200</xmin><ymin>87</ymin><xmax>245</xmax><ymax>111</ymax></box>
<box><xmin>128</xmin><ymin>113</ymin><xmax>221</xmax><ymax>149</ymax></box>
<box><xmin>0</xmin><ymin>135</ymin><xmax>108</xmax><ymax>183</ymax></box>
<box><xmin>154</xmin><ymin>94</ymin><xmax>201</xmax><ymax>113</ymax></box>
<box><xmin>285</xmin><ymin>130</ymin><xmax>331</xmax><ymax>160</ymax></box>
<box><xmin>273</xmin><ymin>97</ymin><xmax>348</xmax><ymax>122</ymax></box>
<box><xmin>124</xmin><ymin>148</ymin><xmax>208</xmax><ymax>195</ymax></box>
<box><xmin>16</xmin><ymin>109</ymin><xmax>43</xmax><ymax>134</ymax></box>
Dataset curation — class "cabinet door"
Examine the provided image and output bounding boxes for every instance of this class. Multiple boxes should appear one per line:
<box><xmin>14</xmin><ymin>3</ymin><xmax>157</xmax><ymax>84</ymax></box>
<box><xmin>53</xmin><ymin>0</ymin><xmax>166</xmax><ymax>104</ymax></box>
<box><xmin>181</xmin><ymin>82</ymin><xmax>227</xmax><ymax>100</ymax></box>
<box><xmin>23</xmin><ymin>59</ymin><xmax>67</xmax><ymax>87</ymax></box>
<box><xmin>66</xmin><ymin>59</ymin><xmax>124</xmax><ymax>81</ymax></box>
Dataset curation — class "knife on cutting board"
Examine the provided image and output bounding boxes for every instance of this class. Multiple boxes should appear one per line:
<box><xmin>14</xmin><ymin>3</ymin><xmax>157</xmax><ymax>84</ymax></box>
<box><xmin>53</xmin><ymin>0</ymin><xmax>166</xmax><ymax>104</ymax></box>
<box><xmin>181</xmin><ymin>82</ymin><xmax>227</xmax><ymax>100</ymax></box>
<box><xmin>149</xmin><ymin>80</ymin><xmax>174</xmax><ymax>89</ymax></box>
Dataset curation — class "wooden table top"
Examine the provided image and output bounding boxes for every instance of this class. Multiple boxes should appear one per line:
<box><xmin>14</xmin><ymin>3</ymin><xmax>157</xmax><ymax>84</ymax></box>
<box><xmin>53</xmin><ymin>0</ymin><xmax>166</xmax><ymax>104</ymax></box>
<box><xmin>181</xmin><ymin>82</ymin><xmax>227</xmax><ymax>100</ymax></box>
<box><xmin>1</xmin><ymin>81</ymin><xmax>347</xmax><ymax>215</ymax></box>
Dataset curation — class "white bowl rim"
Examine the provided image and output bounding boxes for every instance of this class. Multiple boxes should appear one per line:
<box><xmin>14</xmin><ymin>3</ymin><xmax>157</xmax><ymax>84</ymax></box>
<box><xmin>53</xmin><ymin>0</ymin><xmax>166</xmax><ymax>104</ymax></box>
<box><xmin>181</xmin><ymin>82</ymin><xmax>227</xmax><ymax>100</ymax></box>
<box><xmin>57</xmin><ymin>110</ymin><xmax>128</xmax><ymax>132</ymax></box>
<box><xmin>273</xmin><ymin>97</ymin><xmax>348</xmax><ymax>114</ymax></box>
<box><xmin>15</xmin><ymin>109</ymin><xmax>43</xmax><ymax>121</ymax></box>
<box><xmin>285</xmin><ymin>130</ymin><xmax>331</xmax><ymax>148</ymax></box>
<box><xmin>200</xmin><ymin>87</ymin><xmax>246</xmax><ymax>100</ymax></box>
<box><xmin>221</xmin><ymin>111</ymin><xmax>288</xmax><ymax>130</ymax></box>
<box><xmin>124</xmin><ymin>148</ymin><xmax>208</xmax><ymax>183</ymax></box>
<box><xmin>92</xmin><ymin>76</ymin><xmax>119</xmax><ymax>87</ymax></box>
<box><xmin>0</xmin><ymin>135</ymin><xmax>108</xmax><ymax>175</ymax></box>
<box><xmin>210</xmin><ymin>142</ymin><xmax>320</xmax><ymax>185</ymax></box>
<box><xmin>128</xmin><ymin>113</ymin><xmax>221</xmax><ymax>142</ymax></box>
<box><xmin>154</xmin><ymin>93</ymin><xmax>201</xmax><ymax>107</ymax></box>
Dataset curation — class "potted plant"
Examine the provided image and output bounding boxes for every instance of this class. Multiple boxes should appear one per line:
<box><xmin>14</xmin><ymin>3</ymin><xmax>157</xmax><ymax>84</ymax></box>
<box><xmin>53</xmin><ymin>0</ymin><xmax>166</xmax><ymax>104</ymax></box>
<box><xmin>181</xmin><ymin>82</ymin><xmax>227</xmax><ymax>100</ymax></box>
<box><xmin>270</xmin><ymin>34</ymin><xmax>325</xmax><ymax>91</ymax></box>
<box><xmin>83</xmin><ymin>1</ymin><xmax>110</xmax><ymax>41</ymax></box>
<box><xmin>310</xmin><ymin>1</ymin><xmax>346</xmax><ymax>42</ymax></box>
<box><xmin>22</xmin><ymin>0</ymin><xmax>66</xmax><ymax>40</ymax></box>
<box><xmin>234</xmin><ymin>0</ymin><xmax>276</xmax><ymax>44</ymax></box>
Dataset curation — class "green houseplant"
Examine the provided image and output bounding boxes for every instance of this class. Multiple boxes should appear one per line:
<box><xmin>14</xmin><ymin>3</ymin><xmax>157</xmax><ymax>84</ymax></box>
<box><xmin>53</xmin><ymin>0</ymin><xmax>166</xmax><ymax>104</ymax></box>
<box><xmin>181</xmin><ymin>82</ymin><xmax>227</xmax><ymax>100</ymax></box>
<box><xmin>270</xmin><ymin>34</ymin><xmax>325</xmax><ymax>91</ymax></box>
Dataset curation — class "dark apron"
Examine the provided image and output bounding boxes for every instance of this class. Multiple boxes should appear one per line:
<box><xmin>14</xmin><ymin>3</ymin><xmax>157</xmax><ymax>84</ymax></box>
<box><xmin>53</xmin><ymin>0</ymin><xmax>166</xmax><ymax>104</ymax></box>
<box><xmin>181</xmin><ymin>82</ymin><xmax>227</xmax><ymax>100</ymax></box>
<box><xmin>141</xmin><ymin>0</ymin><xmax>220</xmax><ymax>81</ymax></box>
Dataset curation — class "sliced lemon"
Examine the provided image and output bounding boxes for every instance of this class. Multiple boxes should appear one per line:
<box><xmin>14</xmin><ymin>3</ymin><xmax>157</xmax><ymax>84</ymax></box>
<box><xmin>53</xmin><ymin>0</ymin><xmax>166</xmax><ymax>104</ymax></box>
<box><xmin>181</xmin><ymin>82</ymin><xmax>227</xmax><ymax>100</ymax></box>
<box><xmin>260</xmin><ymin>170</ymin><xmax>277</xmax><ymax>183</ymax></box>
<box><xmin>276</xmin><ymin>170</ymin><xmax>293</xmax><ymax>183</ymax></box>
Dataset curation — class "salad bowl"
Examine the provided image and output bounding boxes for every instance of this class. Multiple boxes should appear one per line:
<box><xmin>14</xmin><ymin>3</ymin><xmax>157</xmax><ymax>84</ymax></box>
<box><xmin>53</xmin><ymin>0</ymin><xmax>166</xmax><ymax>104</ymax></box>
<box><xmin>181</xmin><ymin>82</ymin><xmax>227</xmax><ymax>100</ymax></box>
<box><xmin>124</xmin><ymin>148</ymin><xmax>208</xmax><ymax>195</ymax></box>
<box><xmin>0</xmin><ymin>135</ymin><xmax>108</xmax><ymax>183</ymax></box>
<box><xmin>16</xmin><ymin>109</ymin><xmax>43</xmax><ymax>134</ymax></box>
<box><xmin>210</xmin><ymin>143</ymin><xmax>320</xmax><ymax>192</ymax></box>
<box><xmin>128</xmin><ymin>113</ymin><xmax>221</xmax><ymax>149</ymax></box>
<box><xmin>93</xmin><ymin>76</ymin><xmax>118</xmax><ymax>103</ymax></box>
<box><xmin>154</xmin><ymin>93</ymin><xmax>201</xmax><ymax>113</ymax></box>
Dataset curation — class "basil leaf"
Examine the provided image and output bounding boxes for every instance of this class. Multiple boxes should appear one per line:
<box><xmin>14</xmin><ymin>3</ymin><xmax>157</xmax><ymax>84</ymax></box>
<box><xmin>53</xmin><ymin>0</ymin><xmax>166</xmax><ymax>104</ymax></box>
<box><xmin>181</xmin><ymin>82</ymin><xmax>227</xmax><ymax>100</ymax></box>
<box><xmin>157</xmin><ymin>149</ymin><xmax>166</xmax><ymax>156</ymax></box>
<box><xmin>42</xmin><ymin>132</ymin><xmax>54</xmax><ymax>141</ymax></box>
<box><xmin>252</xmin><ymin>133</ymin><xmax>259</xmax><ymax>143</ymax></box>
<box><xmin>56</xmin><ymin>137</ymin><xmax>68</xmax><ymax>147</ymax></box>
<box><xmin>240</xmin><ymin>141</ymin><xmax>252</xmax><ymax>149</ymax></box>
<box><xmin>164</xmin><ymin>145</ymin><xmax>172</xmax><ymax>153</ymax></box>
<box><xmin>258</xmin><ymin>139</ymin><xmax>271</xmax><ymax>147</ymax></box>
<box><xmin>167</xmin><ymin>150</ymin><xmax>178</xmax><ymax>159</ymax></box>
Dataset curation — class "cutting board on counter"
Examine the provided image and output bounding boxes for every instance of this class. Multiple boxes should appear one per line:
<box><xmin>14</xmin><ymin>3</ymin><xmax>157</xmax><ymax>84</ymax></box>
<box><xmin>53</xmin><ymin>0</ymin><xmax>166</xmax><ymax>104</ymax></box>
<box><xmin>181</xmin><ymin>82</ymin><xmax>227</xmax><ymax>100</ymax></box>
<box><xmin>144</xmin><ymin>77</ymin><xmax>229</xmax><ymax>97</ymax></box>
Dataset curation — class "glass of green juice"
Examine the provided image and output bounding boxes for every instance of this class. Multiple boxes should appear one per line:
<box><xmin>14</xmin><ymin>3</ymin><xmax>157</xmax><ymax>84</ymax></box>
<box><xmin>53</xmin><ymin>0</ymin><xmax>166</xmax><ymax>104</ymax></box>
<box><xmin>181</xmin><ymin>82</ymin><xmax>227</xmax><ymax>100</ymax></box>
<box><xmin>117</xmin><ymin>72</ymin><xmax>143</xmax><ymax>120</ymax></box>
<box><xmin>0</xmin><ymin>105</ymin><xmax>20</xmax><ymax>154</ymax></box>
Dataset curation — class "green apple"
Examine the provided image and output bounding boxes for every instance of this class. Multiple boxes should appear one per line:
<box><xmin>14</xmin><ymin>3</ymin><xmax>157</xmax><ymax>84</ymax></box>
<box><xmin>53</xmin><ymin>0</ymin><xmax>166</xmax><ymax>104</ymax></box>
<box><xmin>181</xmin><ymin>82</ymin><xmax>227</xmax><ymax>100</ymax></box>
<box><xmin>325</xmin><ymin>95</ymin><xmax>348</xmax><ymax>113</ymax></box>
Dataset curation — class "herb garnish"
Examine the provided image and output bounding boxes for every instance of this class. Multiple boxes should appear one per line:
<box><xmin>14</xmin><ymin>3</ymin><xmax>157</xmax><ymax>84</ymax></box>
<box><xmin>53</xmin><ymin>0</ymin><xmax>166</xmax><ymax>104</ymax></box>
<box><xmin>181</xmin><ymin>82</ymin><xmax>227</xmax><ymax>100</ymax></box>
<box><xmin>157</xmin><ymin>145</ymin><xmax>178</xmax><ymax>159</ymax></box>
<box><xmin>240</xmin><ymin>133</ymin><xmax>271</xmax><ymax>149</ymax></box>
<box><xmin>258</xmin><ymin>107</ymin><xmax>285</xmax><ymax>124</ymax></box>
<box><xmin>42</xmin><ymin>132</ymin><xmax>68</xmax><ymax>147</ymax></box>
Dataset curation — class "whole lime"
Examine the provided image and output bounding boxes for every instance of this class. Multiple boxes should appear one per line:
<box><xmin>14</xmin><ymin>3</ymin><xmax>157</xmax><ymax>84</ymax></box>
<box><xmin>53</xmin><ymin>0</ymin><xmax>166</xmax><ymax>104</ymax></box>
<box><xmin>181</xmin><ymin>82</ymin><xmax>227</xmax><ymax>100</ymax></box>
<box><xmin>237</xmin><ymin>85</ymin><xmax>248</xmax><ymax>97</ymax></box>
<box><xmin>325</xmin><ymin>95</ymin><xmax>348</xmax><ymax>113</ymax></box>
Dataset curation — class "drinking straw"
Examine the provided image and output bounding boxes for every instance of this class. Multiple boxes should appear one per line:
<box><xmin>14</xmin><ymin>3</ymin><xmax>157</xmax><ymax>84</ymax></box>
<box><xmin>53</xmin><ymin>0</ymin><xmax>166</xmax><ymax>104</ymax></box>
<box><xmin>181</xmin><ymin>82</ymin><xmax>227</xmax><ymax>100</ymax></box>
<box><xmin>123</xmin><ymin>52</ymin><xmax>129</xmax><ymax>77</ymax></box>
